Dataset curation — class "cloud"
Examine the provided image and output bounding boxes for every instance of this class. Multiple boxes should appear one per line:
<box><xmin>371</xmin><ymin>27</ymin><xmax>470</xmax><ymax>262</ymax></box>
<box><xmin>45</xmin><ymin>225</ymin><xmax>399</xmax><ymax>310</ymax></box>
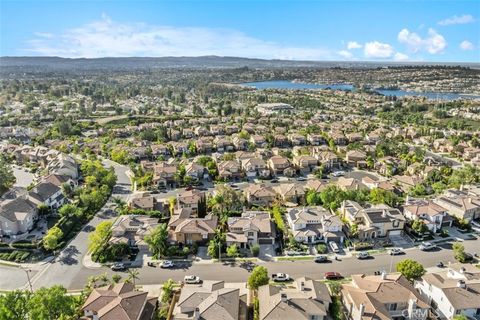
<box><xmin>394</xmin><ymin>52</ymin><xmax>409</xmax><ymax>61</ymax></box>
<box><xmin>347</xmin><ymin>41</ymin><xmax>362</xmax><ymax>50</ymax></box>
<box><xmin>397</xmin><ymin>28</ymin><xmax>446</xmax><ymax>54</ymax></box>
<box><xmin>460</xmin><ymin>40</ymin><xmax>474</xmax><ymax>50</ymax></box>
<box><xmin>364</xmin><ymin>41</ymin><xmax>394</xmax><ymax>58</ymax></box>
<box><xmin>338</xmin><ymin>50</ymin><xmax>354</xmax><ymax>59</ymax></box>
<box><xmin>438</xmin><ymin>14</ymin><xmax>475</xmax><ymax>26</ymax></box>
<box><xmin>23</xmin><ymin>15</ymin><xmax>336</xmax><ymax>60</ymax></box>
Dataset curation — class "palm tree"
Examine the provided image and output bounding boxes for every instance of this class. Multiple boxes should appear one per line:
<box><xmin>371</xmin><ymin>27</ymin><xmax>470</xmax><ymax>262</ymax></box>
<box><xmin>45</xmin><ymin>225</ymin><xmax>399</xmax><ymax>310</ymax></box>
<box><xmin>112</xmin><ymin>196</ymin><xmax>126</xmax><ymax>213</ymax></box>
<box><xmin>127</xmin><ymin>269</ymin><xmax>140</xmax><ymax>287</ymax></box>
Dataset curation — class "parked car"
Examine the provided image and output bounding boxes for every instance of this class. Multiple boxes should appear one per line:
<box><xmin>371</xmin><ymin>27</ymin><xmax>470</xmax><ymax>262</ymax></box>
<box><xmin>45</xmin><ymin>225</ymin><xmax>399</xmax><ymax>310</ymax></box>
<box><xmin>419</xmin><ymin>242</ymin><xmax>437</xmax><ymax>251</ymax></box>
<box><xmin>111</xmin><ymin>262</ymin><xmax>127</xmax><ymax>271</ymax></box>
<box><xmin>331</xmin><ymin>171</ymin><xmax>345</xmax><ymax>177</ymax></box>
<box><xmin>314</xmin><ymin>255</ymin><xmax>329</xmax><ymax>263</ymax></box>
<box><xmin>324</xmin><ymin>272</ymin><xmax>343</xmax><ymax>280</ymax></box>
<box><xmin>329</xmin><ymin>241</ymin><xmax>340</xmax><ymax>253</ymax></box>
<box><xmin>357</xmin><ymin>252</ymin><xmax>371</xmax><ymax>259</ymax></box>
<box><xmin>271</xmin><ymin>178</ymin><xmax>279</xmax><ymax>183</ymax></box>
<box><xmin>184</xmin><ymin>275</ymin><xmax>201</xmax><ymax>284</ymax></box>
<box><xmin>161</xmin><ymin>260</ymin><xmax>175</xmax><ymax>269</ymax></box>
<box><xmin>389</xmin><ymin>248</ymin><xmax>404</xmax><ymax>255</ymax></box>
<box><xmin>297</xmin><ymin>176</ymin><xmax>306</xmax><ymax>181</ymax></box>
<box><xmin>272</xmin><ymin>273</ymin><xmax>291</xmax><ymax>282</ymax></box>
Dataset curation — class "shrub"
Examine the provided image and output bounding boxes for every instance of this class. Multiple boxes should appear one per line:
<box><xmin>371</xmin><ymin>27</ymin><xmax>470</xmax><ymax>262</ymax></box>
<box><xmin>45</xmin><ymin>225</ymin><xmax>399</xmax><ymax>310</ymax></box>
<box><xmin>251</xmin><ymin>244</ymin><xmax>260</xmax><ymax>257</ymax></box>
<box><xmin>316</xmin><ymin>244</ymin><xmax>327</xmax><ymax>254</ymax></box>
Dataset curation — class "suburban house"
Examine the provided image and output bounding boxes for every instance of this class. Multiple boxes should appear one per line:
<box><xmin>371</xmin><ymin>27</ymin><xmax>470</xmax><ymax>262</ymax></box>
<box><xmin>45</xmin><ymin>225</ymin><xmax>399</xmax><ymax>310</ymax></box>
<box><xmin>176</xmin><ymin>190</ymin><xmax>205</xmax><ymax>216</ymax></box>
<box><xmin>392</xmin><ymin>175</ymin><xmax>425</xmax><ymax>193</ymax></box>
<box><xmin>217</xmin><ymin>160</ymin><xmax>242</xmax><ymax>180</ymax></box>
<box><xmin>433</xmin><ymin>189</ymin><xmax>480</xmax><ymax>222</ymax></box>
<box><xmin>336</xmin><ymin>177</ymin><xmax>365</xmax><ymax>191</ymax></box>
<box><xmin>168</xmin><ymin>212</ymin><xmax>218</xmax><ymax>245</ymax></box>
<box><xmin>293</xmin><ymin>155</ymin><xmax>318</xmax><ymax>174</ymax></box>
<box><xmin>185</xmin><ymin>162</ymin><xmax>206</xmax><ymax>180</ymax></box>
<box><xmin>256</xmin><ymin>102</ymin><xmax>294</xmax><ymax>115</ymax></box>
<box><xmin>273</xmin><ymin>183</ymin><xmax>305</xmax><ymax>204</ymax></box>
<box><xmin>172</xmin><ymin>280</ymin><xmax>248</xmax><ymax>320</ymax></box>
<box><xmin>241</xmin><ymin>158</ymin><xmax>269</xmax><ymax>178</ymax></box>
<box><xmin>267</xmin><ymin>155</ymin><xmax>291</xmax><ymax>175</ymax></box>
<box><xmin>342</xmin><ymin>273</ymin><xmax>430</xmax><ymax>320</ymax></box>
<box><xmin>81</xmin><ymin>282</ymin><xmax>157</xmax><ymax>320</ymax></box>
<box><xmin>244</xmin><ymin>184</ymin><xmax>276</xmax><ymax>207</ymax></box>
<box><xmin>109</xmin><ymin>215</ymin><xmax>161</xmax><ymax>250</ymax></box>
<box><xmin>47</xmin><ymin>153</ymin><xmax>79</xmax><ymax>179</ymax></box>
<box><xmin>28</xmin><ymin>182</ymin><xmax>65</xmax><ymax>212</ymax></box>
<box><xmin>346</xmin><ymin>150</ymin><xmax>368</xmax><ymax>168</ymax></box>
<box><xmin>226</xmin><ymin>211</ymin><xmax>275</xmax><ymax>249</ymax></box>
<box><xmin>153</xmin><ymin>163</ymin><xmax>177</xmax><ymax>187</ymax></box>
<box><xmin>258</xmin><ymin>277</ymin><xmax>331</xmax><ymax>320</ymax></box>
<box><xmin>415</xmin><ymin>263</ymin><xmax>480</xmax><ymax>320</ymax></box>
<box><xmin>340</xmin><ymin>201</ymin><xmax>406</xmax><ymax>239</ymax></box>
<box><xmin>286</xmin><ymin>206</ymin><xmax>344</xmax><ymax>244</ymax></box>
<box><xmin>403</xmin><ymin>198</ymin><xmax>453</xmax><ymax>233</ymax></box>
<box><xmin>313</xmin><ymin>149</ymin><xmax>341</xmax><ymax>170</ymax></box>
<box><xmin>0</xmin><ymin>196</ymin><xmax>38</xmax><ymax>237</ymax></box>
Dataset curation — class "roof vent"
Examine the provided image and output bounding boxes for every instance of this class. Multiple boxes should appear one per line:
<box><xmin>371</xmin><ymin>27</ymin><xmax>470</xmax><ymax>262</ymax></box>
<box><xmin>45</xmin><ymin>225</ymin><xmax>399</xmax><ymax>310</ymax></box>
<box><xmin>280</xmin><ymin>293</ymin><xmax>288</xmax><ymax>302</ymax></box>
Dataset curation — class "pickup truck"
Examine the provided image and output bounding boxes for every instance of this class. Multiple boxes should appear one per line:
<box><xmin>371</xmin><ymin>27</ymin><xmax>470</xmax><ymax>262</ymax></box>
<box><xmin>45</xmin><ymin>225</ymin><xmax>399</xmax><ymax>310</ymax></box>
<box><xmin>272</xmin><ymin>273</ymin><xmax>291</xmax><ymax>282</ymax></box>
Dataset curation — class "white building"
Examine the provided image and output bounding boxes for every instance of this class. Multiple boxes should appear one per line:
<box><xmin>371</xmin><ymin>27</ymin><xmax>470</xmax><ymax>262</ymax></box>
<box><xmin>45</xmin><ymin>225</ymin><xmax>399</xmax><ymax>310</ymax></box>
<box><xmin>415</xmin><ymin>263</ymin><xmax>480</xmax><ymax>319</ymax></box>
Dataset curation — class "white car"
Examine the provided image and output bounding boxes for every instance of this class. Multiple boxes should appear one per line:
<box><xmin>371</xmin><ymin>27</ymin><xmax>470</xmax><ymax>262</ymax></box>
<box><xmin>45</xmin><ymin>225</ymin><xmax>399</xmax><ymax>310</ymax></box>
<box><xmin>184</xmin><ymin>275</ymin><xmax>201</xmax><ymax>284</ymax></box>
<box><xmin>332</xmin><ymin>171</ymin><xmax>345</xmax><ymax>177</ymax></box>
<box><xmin>389</xmin><ymin>248</ymin><xmax>404</xmax><ymax>255</ymax></box>
<box><xmin>272</xmin><ymin>273</ymin><xmax>291</xmax><ymax>282</ymax></box>
<box><xmin>419</xmin><ymin>242</ymin><xmax>436</xmax><ymax>251</ymax></box>
<box><xmin>357</xmin><ymin>252</ymin><xmax>370</xmax><ymax>259</ymax></box>
<box><xmin>160</xmin><ymin>260</ymin><xmax>174</xmax><ymax>268</ymax></box>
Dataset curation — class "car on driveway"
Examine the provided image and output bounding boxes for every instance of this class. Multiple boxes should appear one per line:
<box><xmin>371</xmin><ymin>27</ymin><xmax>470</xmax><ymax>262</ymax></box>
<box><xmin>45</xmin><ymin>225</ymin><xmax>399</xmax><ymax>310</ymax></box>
<box><xmin>314</xmin><ymin>255</ymin><xmax>329</xmax><ymax>263</ymax></box>
<box><xmin>324</xmin><ymin>272</ymin><xmax>343</xmax><ymax>280</ymax></box>
<box><xmin>419</xmin><ymin>242</ymin><xmax>437</xmax><ymax>251</ymax></box>
<box><xmin>184</xmin><ymin>275</ymin><xmax>201</xmax><ymax>284</ymax></box>
<box><xmin>357</xmin><ymin>252</ymin><xmax>371</xmax><ymax>259</ymax></box>
<box><xmin>272</xmin><ymin>273</ymin><xmax>291</xmax><ymax>282</ymax></box>
<box><xmin>160</xmin><ymin>260</ymin><xmax>175</xmax><ymax>268</ymax></box>
<box><xmin>111</xmin><ymin>262</ymin><xmax>127</xmax><ymax>271</ymax></box>
<box><xmin>296</xmin><ymin>177</ymin><xmax>306</xmax><ymax>181</ymax></box>
<box><xmin>331</xmin><ymin>171</ymin><xmax>345</xmax><ymax>177</ymax></box>
<box><xmin>389</xmin><ymin>248</ymin><xmax>404</xmax><ymax>255</ymax></box>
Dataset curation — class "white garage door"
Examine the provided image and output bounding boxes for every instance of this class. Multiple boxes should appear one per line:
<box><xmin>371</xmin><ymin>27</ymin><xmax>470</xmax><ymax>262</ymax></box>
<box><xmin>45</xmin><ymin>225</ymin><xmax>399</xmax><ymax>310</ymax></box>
<box><xmin>389</xmin><ymin>230</ymin><xmax>402</xmax><ymax>235</ymax></box>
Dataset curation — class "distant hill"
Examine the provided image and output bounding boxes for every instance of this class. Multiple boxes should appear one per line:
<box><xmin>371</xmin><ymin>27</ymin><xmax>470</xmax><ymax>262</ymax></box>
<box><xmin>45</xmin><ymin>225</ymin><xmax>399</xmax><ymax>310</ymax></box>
<box><xmin>1</xmin><ymin>56</ymin><xmax>478</xmax><ymax>71</ymax></box>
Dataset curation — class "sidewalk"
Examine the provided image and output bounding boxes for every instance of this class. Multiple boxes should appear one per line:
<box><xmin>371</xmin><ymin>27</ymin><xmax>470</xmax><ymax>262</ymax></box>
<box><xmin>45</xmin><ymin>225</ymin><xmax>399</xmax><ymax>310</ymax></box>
<box><xmin>82</xmin><ymin>252</ymin><xmax>103</xmax><ymax>269</ymax></box>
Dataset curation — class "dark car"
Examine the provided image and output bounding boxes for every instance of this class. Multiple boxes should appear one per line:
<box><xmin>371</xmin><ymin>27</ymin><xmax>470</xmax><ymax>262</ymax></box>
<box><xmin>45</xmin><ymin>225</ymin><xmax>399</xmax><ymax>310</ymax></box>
<box><xmin>271</xmin><ymin>178</ymin><xmax>279</xmax><ymax>183</ymax></box>
<box><xmin>324</xmin><ymin>272</ymin><xmax>343</xmax><ymax>280</ymax></box>
<box><xmin>314</xmin><ymin>255</ymin><xmax>329</xmax><ymax>263</ymax></box>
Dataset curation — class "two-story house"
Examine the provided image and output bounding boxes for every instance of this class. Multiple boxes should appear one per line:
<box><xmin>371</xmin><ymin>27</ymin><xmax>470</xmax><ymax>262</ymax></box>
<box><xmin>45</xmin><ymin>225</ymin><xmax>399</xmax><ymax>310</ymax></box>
<box><xmin>226</xmin><ymin>211</ymin><xmax>275</xmax><ymax>249</ymax></box>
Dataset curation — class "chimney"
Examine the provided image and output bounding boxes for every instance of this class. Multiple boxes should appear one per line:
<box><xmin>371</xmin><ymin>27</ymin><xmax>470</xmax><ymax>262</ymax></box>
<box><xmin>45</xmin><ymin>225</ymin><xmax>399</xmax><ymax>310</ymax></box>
<box><xmin>457</xmin><ymin>280</ymin><xmax>466</xmax><ymax>289</ymax></box>
<box><xmin>359</xmin><ymin>303</ymin><xmax>365</xmax><ymax>316</ymax></box>
<box><xmin>382</xmin><ymin>209</ymin><xmax>387</xmax><ymax>218</ymax></box>
<box><xmin>407</xmin><ymin>298</ymin><xmax>417</xmax><ymax>318</ymax></box>
<box><xmin>405</xmin><ymin>195</ymin><xmax>410</xmax><ymax>205</ymax></box>
<box><xmin>281</xmin><ymin>293</ymin><xmax>288</xmax><ymax>303</ymax></box>
<box><xmin>300</xmin><ymin>282</ymin><xmax>305</xmax><ymax>291</ymax></box>
<box><xmin>194</xmin><ymin>307</ymin><xmax>200</xmax><ymax>320</ymax></box>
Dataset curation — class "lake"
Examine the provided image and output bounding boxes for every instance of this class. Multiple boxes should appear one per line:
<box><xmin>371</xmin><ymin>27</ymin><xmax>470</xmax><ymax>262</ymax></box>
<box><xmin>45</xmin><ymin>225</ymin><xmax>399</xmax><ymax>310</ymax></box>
<box><xmin>240</xmin><ymin>80</ymin><xmax>480</xmax><ymax>101</ymax></box>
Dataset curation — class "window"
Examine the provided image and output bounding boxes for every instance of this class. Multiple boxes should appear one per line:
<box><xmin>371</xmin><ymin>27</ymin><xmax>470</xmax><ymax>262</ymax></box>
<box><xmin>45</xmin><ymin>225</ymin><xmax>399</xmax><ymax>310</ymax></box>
<box><xmin>248</xmin><ymin>232</ymin><xmax>254</xmax><ymax>237</ymax></box>
<box><xmin>388</xmin><ymin>303</ymin><xmax>398</xmax><ymax>311</ymax></box>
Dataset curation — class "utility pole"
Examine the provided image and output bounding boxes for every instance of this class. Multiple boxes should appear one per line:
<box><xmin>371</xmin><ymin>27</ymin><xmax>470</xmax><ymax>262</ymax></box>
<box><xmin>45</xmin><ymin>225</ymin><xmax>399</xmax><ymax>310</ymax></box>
<box><xmin>23</xmin><ymin>268</ymin><xmax>33</xmax><ymax>293</ymax></box>
<box><xmin>218</xmin><ymin>242</ymin><xmax>221</xmax><ymax>263</ymax></box>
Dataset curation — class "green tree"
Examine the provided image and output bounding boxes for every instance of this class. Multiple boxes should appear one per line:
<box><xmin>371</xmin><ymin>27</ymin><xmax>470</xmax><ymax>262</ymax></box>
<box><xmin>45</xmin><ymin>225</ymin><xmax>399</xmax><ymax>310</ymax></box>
<box><xmin>144</xmin><ymin>224</ymin><xmax>169</xmax><ymax>258</ymax></box>
<box><xmin>0</xmin><ymin>290</ymin><xmax>31</xmax><ymax>320</ymax></box>
<box><xmin>452</xmin><ymin>242</ymin><xmax>468</xmax><ymax>263</ymax></box>
<box><xmin>248</xmin><ymin>266</ymin><xmax>270</xmax><ymax>289</ymax></box>
<box><xmin>88</xmin><ymin>221</ymin><xmax>113</xmax><ymax>255</ymax></box>
<box><xmin>28</xmin><ymin>286</ymin><xmax>80</xmax><ymax>320</ymax></box>
<box><xmin>0</xmin><ymin>156</ymin><xmax>15</xmax><ymax>195</ymax></box>
<box><xmin>411</xmin><ymin>220</ymin><xmax>428</xmax><ymax>234</ymax></box>
<box><xmin>396</xmin><ymin>259</ymin><xmax>426</xmax><ymax>281</ymax></box>
<box><xmin>58</xmin><ymin>204</ymin><xmax>82</xmax><ymax>218</ymax></box>
<box><xmin>226</xmin><ymin>244</ymin><xmax>239</xmax><ymax>258</ymax></box>
<box><xmin>453</xmin><ymin>315</ymin><xmax>468</xmax><ymax>320</ymax></box>
<box><xmin>127</xmin><ymin>269</ymin><xmax>140</xmax><ymax>286</ymax></box>
<box><xmin>43</xmin><ymin>226</ymin><xmax>64</xmax><ymax>251</ymax></box>
<box><xmin>161</xmin><ymin>279</ymin><xmax>176</xmax><ymax>303</ymax></box>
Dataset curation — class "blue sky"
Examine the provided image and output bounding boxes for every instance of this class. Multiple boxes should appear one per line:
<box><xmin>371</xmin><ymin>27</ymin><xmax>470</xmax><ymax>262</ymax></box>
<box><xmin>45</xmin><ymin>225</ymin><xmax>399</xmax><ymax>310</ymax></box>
<box><xmin>1</xmin><ymin>0</ymin><xmax>479</xmax><ymax>62</ymax></box>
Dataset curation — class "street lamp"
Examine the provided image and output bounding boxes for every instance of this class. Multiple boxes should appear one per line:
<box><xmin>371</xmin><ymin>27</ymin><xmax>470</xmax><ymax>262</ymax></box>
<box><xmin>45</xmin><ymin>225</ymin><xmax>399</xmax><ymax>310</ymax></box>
<box><xmin>22</xmin><ymin>268</ymin><xmax>33</xmax><ymax>293</ymax></box>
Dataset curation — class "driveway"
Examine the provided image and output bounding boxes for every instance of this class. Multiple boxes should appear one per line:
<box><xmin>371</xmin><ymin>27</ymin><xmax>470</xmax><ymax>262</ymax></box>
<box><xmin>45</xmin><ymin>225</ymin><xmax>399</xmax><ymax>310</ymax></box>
<box><xmin>389</xmin><ymin>234</ymin><xmax>414</xmax><ymax>248</ymax></box>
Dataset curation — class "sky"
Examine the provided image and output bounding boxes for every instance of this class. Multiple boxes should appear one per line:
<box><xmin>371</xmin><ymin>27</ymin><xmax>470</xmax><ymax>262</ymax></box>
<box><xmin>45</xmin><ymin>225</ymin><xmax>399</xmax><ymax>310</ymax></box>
<box><xmin>0</xmin><ymin>0</ymin><xmax>479</xmax><ymax>62</ymax></box>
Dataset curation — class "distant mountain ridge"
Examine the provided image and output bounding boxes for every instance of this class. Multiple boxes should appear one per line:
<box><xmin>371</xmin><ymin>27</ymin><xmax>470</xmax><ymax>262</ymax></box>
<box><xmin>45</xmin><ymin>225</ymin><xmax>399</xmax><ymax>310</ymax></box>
<box><xmin>1</xmin><ymin>56</ymin><xmax>478</xmax><ymax>70</ymax></box>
